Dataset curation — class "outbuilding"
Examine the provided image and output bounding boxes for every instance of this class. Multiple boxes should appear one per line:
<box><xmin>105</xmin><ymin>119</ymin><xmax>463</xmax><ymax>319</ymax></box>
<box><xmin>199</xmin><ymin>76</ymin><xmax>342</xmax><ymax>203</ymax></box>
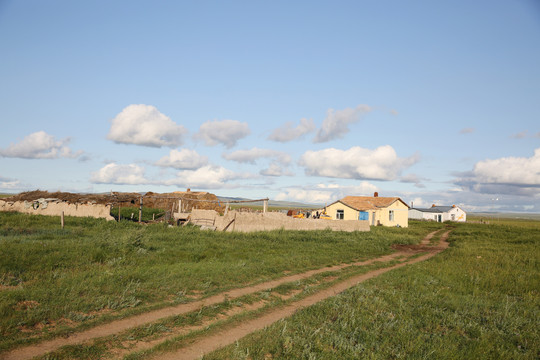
<box><xmin>409</xmin><ymin>204</ymin><xmax>466</xmax><ymax>222</ymax></box>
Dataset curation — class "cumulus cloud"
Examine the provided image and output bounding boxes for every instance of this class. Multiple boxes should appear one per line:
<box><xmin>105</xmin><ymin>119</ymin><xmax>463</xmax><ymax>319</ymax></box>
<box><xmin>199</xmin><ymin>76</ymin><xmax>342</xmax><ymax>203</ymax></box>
<box><xmin>459</xmin><ymin>127</ymin><xmax>475</xmax><ymax>134</ymax></box>
<box><xmin>275</xmin><ymin>182</ymin><xmax>378</xmax><ymax>204</ymax></box>
<box><xmin>155</xmin><ymin>149</ymin><xmax>208</xmax><ymax>170</ymax></box>
<box><xmin>455</xmin><ymin>148</ymin><xmax>540</xmax><ymax>196</ymax></box>
<box><xmin>164</xmin><ymin>165</ymin><xmax>241</xmax><ymax>189</ymax></box>
<box><xmin>0</xmin><ymin>175</ymin><xmax>20</xmax><ymax>189</ymax></box>
<box><xmin>260</xmin><ymin>162</ymin><xmax>294</xmax><ymax>177</ymax></box>
<box><xmin>400</xmin><ymin>173</ymin><xmax>427</xmax><ymax>188</ymax></box>
<box><xmin>299</xmin><ymin>145</ymin><xmax>419</xmax><ymax>181</ymax></box>
<box><xmin>313</xmin><ymin>105</ymin><xmax>371</xmax><ymax>143</ymax></box>
<box><xmin>223</xmin><ymin>147</ymin><xmax>291</xmax><ymax>165</ymax></box>
<box><xmin>107</xmin><ymin>104</ymin><xmax>187</xmax><ymax>148</ymax></box>
<box><xmin>268</xmin><ymin>118</ymin><xmax>316</xmax><ymax>142</ymax></box>
<box><xmin>90</xmin><ymin>163</ymin><xmax>148</xmax><ymax>185</ymax></box>
<box><xmin>195</xmin><ymin>119</ymin><xmax>250</xmax><ymax>148</ymax></box>
<box><xmin>0</xmin><ymin>131</ymin><xmax>81</xmax><ymax>159</ymax></box>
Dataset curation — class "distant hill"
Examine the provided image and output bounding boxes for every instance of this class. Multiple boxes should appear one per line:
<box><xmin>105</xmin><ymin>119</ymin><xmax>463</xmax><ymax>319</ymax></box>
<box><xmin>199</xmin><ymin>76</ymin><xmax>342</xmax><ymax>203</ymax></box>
<box><xmin>217</xmin><ymin>196</ymin><xmax>322</xmax><ymax>209</ymax></box>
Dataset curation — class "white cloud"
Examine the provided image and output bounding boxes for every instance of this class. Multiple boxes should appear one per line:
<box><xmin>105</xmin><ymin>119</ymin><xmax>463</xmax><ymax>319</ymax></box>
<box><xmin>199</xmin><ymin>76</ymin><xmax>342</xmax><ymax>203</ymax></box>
<box><xmin>454</xmin><ymin>148</ymin><xmax>540</xmax><ymax>197</ymax></box>
<box><xmin>300</xmin><ymin>145</ymin><xmax>419</xmax><ymax>181</ymax></box>
<box><xmin>275</xmin><ymin>182</ymin><xmax>378</xmax><ymax>205</ymax></box>
<box><xmin>195</xmin><ymin>119</ymin><xmax>250</xmax><ymax>148</ymax></box>
<box><xmin>313</xmin><ymin>105</ymin><xmax>371</xmax><ymax>143</ymax></box>
<box><xmin>164</xmin><ymin>165</ymin><xmax>241</xmax><ymax>189</ymax></box>
<box><xmin>90</xmin><ymin>163</ymin><xmax>148</xmax><ymax>185</ymax></box>
<box><xmin>0</xmin><ymin>131</ymin><xmax>81</xmax><ymax>159</ymax></box>
<box><xmin>400</xmin><ymin>173</ymin><xmax>427</xmax><ymax>188</ymax></box>
<box><xmin>0</xmin><ymin>175</ymin><xmax>20</xmax><ymax>189</ymax></box>
<box><xmin>155</xmin><ymin>149</ymin><xmax>208</xmax><ymax>170</ymax></box>
<box><xmin>107</xmin><ymin>104</ymin><xmax>187</xmax><ymax>148</ymax></box>
<box><xmin>260</xmin><ymin>162</ymin><xmax>294</xmax><ymax>177</ymax></box>
<box><xmin>223</xmin><ymin>147</ymin><xmax>291</xmax><ymax>165</ymax></box>
<box><xmin>268</xmin><ymin>118</ymin><xmax>315</xmax><ymax>142</ymax></box>
<box><xmin>473</xmin><ymin>148</ymin><xmax>540</xmax><ymax>186</ymax></box>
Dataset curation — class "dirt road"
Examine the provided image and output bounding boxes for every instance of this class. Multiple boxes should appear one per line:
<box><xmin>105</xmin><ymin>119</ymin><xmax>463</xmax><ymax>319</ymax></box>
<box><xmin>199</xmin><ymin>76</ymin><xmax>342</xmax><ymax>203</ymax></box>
<box><xmin>1</xmin><ymin>229</ymin><xmax>450</xmax><ymax>360</ymax></box>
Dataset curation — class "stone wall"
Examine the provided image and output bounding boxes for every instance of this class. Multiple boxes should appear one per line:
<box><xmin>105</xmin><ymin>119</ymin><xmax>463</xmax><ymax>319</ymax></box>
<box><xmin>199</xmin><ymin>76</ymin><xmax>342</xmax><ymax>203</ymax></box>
<box><xmin>189</xmin><ymin>209</ymin><xmax>370</xmax><ymax>232</ymax></box>
<box><xmin>0</xmin><ymin>199</ymin><xmax>115</xmax><ymax>221</ymax></box>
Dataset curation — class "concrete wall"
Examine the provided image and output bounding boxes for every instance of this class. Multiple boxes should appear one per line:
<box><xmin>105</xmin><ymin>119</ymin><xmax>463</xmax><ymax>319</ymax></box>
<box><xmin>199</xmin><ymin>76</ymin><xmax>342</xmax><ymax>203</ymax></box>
<box><xmin>189</xmin><ymin>209</ymin><xmax>370</xmax><ymax>232</ymax></box>
<box><xmin>0</xmin><ymin>199</ymin><xmax>115</xmax><ymax>221</ymax></box>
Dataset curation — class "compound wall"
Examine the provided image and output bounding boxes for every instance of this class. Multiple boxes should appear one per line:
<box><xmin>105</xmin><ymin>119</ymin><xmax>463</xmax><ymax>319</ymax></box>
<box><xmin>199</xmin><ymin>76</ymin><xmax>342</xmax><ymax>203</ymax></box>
<box><xmin>189</xmin><ymin>210</ymin><xmax>370</xmax><ymax>232</ymax></box>
<box><xmin>0</xmin><ymin>199</ymin><xmax>115</xmax><ymax>221</ymax></box>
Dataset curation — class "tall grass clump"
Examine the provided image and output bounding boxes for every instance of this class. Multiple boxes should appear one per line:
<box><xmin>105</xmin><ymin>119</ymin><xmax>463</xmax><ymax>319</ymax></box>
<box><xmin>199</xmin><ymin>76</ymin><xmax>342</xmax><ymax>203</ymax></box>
<box><xmin>207</xmin><ymin>220</ymin><xmax>539</xmax><ymax>359</ymax></box>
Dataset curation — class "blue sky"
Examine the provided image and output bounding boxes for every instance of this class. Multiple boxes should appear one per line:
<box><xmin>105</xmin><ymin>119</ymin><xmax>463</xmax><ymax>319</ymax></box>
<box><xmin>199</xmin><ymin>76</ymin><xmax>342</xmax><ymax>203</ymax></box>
<box><xmin>1</xmin><ymin>0</ymin><xmax>539</xmax><ymax>212</ymax></box>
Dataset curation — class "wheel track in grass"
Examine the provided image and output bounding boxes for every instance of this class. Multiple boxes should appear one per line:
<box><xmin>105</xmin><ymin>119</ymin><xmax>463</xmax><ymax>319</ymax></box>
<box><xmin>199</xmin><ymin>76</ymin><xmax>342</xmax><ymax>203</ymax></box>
<box><xmin>155</xmin><ymin>229</ymin><xmax>451</xmax><ymax>360</ymax></box>
<box><xmin>1</xmin><ymin>229</ymin><xmax>450</xmax><ymax>360</ymax></box>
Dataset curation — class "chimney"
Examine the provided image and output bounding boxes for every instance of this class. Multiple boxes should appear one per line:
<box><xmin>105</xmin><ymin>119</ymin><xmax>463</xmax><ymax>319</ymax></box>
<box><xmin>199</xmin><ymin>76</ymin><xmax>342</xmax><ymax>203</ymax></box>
<box><xmin>374</xmin><ymin>192</ymin><xmax>379</xmax><ymax>197</ymax></box>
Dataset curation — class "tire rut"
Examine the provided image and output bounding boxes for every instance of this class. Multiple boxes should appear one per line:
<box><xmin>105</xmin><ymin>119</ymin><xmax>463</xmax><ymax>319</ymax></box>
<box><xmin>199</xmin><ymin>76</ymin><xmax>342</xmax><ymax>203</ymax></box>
<box><xmin>1</xmin><ymin>229</ymin><xmax>450</xmax><ymax>360</ymax></box>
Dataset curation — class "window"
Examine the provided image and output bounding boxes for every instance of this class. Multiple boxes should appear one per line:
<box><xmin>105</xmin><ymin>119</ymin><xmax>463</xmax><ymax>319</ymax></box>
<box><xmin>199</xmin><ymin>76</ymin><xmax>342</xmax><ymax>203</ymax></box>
<box><xmin>336</xmin><ymin>209</ymin><xmax>344</xmax><ymax>220</ymax></box>
<box><xmin>389</xmin><ymin>210</ymin><xmax>394</xmax><ymax>222</ymax></box>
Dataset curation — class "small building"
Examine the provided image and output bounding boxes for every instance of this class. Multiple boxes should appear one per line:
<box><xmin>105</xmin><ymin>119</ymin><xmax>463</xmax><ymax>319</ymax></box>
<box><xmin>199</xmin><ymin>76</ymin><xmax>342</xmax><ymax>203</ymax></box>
<box><xmin>326</xmin><ymin>193</ymin><xmax>409</xmax><ymax>227</ymax></box>
<box><xmin>409</xmin><ymin>204</ymin><xmax>466</xmax><ymax>222</ymax></box>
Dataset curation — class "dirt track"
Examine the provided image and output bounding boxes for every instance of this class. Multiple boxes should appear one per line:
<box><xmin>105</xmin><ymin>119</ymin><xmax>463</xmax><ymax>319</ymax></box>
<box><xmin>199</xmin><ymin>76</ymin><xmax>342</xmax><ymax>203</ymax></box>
<box><xmin>1</xmin><ymin>229</ymin><xmax>450</xmax><ymax>360</ymax></box>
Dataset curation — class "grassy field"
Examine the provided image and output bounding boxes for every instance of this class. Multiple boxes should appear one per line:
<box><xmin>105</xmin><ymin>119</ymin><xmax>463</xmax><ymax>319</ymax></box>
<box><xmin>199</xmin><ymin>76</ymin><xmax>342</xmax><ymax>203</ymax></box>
<box><xmin>206</xmin><ymin>220</ymin><xmax>540</xmax><ymax>359</ymax></box>
<box><xmin>0</xmin><ymin>212</ymin><xmax>441</xmax><ymax>352</ymax></box>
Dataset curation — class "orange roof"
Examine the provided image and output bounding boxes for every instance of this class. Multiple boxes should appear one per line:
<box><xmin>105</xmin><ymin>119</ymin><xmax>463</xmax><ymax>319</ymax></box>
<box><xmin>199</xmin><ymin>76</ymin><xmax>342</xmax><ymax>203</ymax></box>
<box><xmin>337</xmin><ymin>196</ymin><xmax>409</xmax><ymax>211</ymax></box>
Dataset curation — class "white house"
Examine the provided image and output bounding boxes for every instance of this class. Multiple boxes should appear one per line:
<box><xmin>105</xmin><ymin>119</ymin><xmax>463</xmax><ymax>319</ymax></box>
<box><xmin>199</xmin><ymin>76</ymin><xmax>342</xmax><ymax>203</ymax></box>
<box><xmin>409</xmin><ymin>205</ymin><xmax>466</xmax><ymax>222</ymax></box>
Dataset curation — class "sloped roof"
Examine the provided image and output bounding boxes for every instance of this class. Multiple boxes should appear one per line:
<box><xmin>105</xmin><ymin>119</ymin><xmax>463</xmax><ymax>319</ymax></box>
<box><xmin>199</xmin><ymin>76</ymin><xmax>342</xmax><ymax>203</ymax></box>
<box><xmin>411</xmin><ymin>207</ymin><xmax>442</xmax><ymax>213</ymax></box>
<box><xmin>412</xmin><ymin>205</ymin><xmax>466</xmax><ymax>213</ymax></box>
<box><xmin>337</xmin><ymin>196</ymin><xmax>409</xmax><ymax>211</ymax></box>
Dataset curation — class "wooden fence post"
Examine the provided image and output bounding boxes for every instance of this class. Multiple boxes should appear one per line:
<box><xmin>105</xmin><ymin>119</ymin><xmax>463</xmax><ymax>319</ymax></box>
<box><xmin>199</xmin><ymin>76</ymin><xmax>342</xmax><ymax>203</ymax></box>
<box><xmin>61</xmin><ymin>211</ymin><xmax>64</xmax><ymax>229</ymax></box>
<box><xmin>139</xmin><ymin>196</ymin><xmax>143</xmax><ymax>223</ymax></box>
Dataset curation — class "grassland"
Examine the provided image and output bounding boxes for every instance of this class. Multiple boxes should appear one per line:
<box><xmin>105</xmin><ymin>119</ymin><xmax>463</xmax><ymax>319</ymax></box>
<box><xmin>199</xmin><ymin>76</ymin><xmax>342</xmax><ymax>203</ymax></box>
<box><xmin>206</xmin><ymin>220</ymin><xmax>540</xmax><ymax>359</ymax></box>
<box><xmin>0</xmin><ymin>212</ymin><xmax>440</xmax><ymax>353</ymax></box>
<box><xmin>1</xmin><ymin>212</ymin><xmax>538</xmax><ymax>359</ymax></box>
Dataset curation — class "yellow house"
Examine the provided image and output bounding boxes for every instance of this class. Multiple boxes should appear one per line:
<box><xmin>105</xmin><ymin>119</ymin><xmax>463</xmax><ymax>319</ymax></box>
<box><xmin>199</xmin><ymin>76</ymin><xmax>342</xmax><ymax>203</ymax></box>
<box><xmin>326</xmin><ymin>193</ymin><xmax>409</xmax><ymax>227</ymax></box>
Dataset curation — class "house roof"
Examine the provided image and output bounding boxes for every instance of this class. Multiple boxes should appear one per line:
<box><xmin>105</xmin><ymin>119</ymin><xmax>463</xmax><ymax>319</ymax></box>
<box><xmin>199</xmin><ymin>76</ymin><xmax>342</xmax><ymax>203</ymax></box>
<box><xmin>412</xmin><ymin>205</ymin><xmax>465</xmax><ymax>213</ymax></box>
<box><xmin>336</xmin><ymin>196</ymin><xmax>409</xmax><ymax>211</ymax></box>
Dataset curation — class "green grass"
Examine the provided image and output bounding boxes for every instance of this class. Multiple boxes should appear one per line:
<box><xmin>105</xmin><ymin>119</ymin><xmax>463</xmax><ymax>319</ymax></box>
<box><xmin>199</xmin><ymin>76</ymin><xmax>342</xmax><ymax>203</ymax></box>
<box><xmin>206</xmin><ymin>220</ymin><xmax>540</xmax><ymax>360</ymax></box>
<box><xmin>109</xmin><ymin>206</ymin><xmax>165</xmax><ymax>222</ymax></box>
<box><xmin>0</xmin><ymin>213</ymin><xmax>441</xmax><ymax>352</ymax></box>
